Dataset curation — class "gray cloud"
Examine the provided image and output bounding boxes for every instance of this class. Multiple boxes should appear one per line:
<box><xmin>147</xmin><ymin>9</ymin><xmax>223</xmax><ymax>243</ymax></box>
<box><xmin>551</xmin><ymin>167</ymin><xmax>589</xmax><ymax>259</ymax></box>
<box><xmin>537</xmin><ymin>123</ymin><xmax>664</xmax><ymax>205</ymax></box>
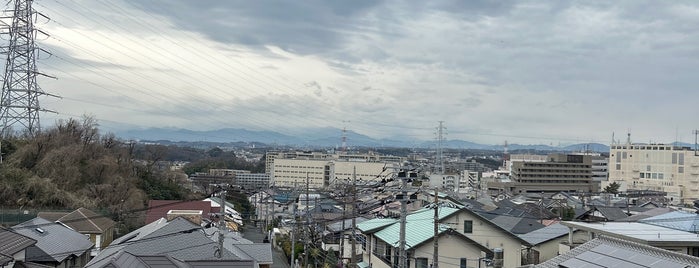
<box><xmin>28</xmin><ymin>0</ymin><xmax>699</xmax><ymax>144</ymax></box>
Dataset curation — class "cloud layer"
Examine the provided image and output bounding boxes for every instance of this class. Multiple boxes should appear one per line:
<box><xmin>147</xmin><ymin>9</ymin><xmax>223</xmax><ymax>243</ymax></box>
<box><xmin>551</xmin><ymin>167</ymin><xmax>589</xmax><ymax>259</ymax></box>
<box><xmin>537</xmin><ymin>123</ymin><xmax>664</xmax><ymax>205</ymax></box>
<box><xmin>21</xmin><ymin>0</ymin><xmax>699</xmax><ymax>144</ymax></box>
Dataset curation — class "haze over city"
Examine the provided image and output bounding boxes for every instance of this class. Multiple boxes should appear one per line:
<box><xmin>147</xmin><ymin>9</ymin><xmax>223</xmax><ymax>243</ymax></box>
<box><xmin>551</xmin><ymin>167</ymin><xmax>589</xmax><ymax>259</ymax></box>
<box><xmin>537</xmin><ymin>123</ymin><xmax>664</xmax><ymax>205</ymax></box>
<box><xmin>24</xmin><ymin>0</ymin><xmax>699</xmax><ymax>145</ymax></box>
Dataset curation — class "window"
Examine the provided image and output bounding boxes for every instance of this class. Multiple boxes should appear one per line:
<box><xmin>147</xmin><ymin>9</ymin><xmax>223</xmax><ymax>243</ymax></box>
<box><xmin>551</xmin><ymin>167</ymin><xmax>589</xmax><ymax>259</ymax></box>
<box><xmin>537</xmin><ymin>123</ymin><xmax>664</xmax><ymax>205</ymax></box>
<box><xmin>679</xmin><ymin>167</ymin><xmax>684</xmax><ymax>173</ymax></box>
<box><xmin>679</xmin><ymin>154</ymin><xmax>685</xmax><ymax>165</ymax></box>
<box><xmin>464</xmin><ymin>220</ymin><xmax>473</xmax><ymax>233</ymax></box>
<box><xmin>460</xmin><ymin>258</ymin><xmax>468</xmax><ymax>268</ymax></box>
<box><xmin>416</xmin><ymin>258</ymin><xmax>428</xmax><ymax>268</ymax></box>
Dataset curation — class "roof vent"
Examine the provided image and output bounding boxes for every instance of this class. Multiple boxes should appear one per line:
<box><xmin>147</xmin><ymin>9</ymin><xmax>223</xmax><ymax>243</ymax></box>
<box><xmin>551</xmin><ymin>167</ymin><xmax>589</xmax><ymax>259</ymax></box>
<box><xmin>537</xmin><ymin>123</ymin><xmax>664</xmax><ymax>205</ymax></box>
<box><xmin>35</xmin><ymin>227</ymin><xmax>45</xmax><ymax>233</ymax></box>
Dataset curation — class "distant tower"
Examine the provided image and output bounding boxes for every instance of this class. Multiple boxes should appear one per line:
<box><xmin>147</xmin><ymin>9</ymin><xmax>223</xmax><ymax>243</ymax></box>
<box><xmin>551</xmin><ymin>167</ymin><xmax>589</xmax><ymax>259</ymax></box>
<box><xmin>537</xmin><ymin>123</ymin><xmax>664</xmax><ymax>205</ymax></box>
<box><xmin>436</xmin><ymin>121</ymin><xmax>446</xmax><ymax>174</ymax></box>
<box><xmin>0</xmin><ymin>0</ymin><xmax>56</xmax><ymax>136</ymax></box>
<box><xmin>502</xmin><ymin>140</ymin><xmax>509</xmax><ymax>168</ymax></box>
<box><xmin>341</xmin><ymin>120</ymin><xmax>350</xmax><ymax>153</ymax></box>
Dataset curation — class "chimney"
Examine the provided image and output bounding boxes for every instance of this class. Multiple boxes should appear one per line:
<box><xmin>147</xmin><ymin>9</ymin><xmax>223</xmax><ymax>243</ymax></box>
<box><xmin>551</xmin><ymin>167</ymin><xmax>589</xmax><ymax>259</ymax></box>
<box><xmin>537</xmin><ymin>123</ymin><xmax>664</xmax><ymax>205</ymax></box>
<box><xmin>492</xmin><ymin>248</ymin><xmax>504</xmax><ymax>268</ymax></box>
<box><xmin>166</xmin><ymin>210</ymin><xmax>203</xmax><ymax>224</ymax></box>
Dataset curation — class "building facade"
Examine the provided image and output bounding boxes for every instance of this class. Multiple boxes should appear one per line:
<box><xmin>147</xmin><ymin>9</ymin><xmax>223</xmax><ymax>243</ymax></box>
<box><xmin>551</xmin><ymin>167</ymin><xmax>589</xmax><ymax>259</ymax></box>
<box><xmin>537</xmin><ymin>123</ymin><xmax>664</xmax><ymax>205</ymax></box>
<box><xmin>607</xmin><ymin>143</ymin><xmax>699</xmax><ymax>204</ymax></box>
<box><xmin>272</xmin><ymin>158</ymin><xmax>393</xmax><ymax>189</ymax></box>
<box><xmin>267</xmin><ymin>151</ymin><xmax>403</xmax><ymax>189</ymax></box>
<box><xmin>490</xmin><ymin>154</ymin><xmax>597</xmax><ymax>194</ymax></box>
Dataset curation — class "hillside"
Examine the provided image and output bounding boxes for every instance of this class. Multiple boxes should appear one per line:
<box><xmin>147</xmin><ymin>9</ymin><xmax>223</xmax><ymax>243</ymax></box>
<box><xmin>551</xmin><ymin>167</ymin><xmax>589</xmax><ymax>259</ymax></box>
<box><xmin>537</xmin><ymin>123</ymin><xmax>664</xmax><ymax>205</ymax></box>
<box><xmin>0</xmin><ymin>117</ymin><xmax>196</xmax><ymax>229</ymax></box>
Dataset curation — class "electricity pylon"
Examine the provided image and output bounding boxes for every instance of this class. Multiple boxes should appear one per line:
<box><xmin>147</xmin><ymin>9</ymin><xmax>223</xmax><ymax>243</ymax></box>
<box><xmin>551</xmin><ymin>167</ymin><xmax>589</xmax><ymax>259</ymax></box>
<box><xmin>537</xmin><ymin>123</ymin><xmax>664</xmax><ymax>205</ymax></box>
<box><xmin>0</xmin><ymin>0</ymin><xmax>57</xmax><ymax>137</ymax></box>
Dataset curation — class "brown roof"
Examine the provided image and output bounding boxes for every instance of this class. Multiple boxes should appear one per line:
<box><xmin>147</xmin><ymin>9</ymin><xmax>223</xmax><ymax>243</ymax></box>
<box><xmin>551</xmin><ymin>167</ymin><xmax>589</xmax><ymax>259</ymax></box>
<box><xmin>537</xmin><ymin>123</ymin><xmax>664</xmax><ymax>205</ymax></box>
<box><xmin>145</xmin><ymin>200</ymin><xmax>213</xmax><ymax>224</ymax></box>
<box><xmin>57</xmin><ymin>208</ymin><xmax>116</xmax><ymax>234</ymax></box>
<box><xmin>36</xmin><ymin>211</ymin><xmax>69</xmax><ymax>222</ymax></box>
<box><xmin>0</xmin><ymin>227</ymin><xmax>36</xmax><ymax>265</ymax></box>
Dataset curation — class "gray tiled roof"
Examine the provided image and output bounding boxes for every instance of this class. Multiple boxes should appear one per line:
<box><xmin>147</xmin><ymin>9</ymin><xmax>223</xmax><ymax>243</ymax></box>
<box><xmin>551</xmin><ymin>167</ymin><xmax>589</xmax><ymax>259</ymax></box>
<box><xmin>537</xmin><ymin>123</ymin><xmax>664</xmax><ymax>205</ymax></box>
<box><xmin>12</xmin><ymin>217</ymin><xmax>93</xmax><ymax>263</ymax></box>
<box><xmin>518</xmin><ymin>223</ymin><xmax>569</xmax><ymax>245</ymax></box>
<box><xmin>235</xmin><ymin>244</ymin><xmax>273</xmax><ymax>264</ymax></box>
<box><xmin>536</xmin><ymin>236</ymin><xmax>699</xmax><ymax>268</ymax></box>
<box><xmin>86</xmin><ymin>217</ymin><xmax>263</xmax><ymax>268</ymax></box>
<box><xmin>0</xmin><ymin>227</ymin><xmax>36</xmax><ymax>265</ymax></box>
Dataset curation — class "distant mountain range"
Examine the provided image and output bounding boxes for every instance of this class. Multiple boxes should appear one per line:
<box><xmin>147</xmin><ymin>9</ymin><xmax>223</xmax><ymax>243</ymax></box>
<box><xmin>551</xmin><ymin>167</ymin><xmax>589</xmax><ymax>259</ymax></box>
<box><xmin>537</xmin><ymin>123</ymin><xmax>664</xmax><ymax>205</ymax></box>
<box><xmin>115</xmin><ymin>127</ymin><xmax>615</xmax><ymax>152</ymax></box>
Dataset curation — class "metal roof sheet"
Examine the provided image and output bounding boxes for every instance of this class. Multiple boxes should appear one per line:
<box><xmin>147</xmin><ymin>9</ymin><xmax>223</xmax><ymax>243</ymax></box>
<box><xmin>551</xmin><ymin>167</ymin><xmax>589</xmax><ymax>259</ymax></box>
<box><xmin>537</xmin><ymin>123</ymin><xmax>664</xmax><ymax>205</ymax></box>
<box><xmin>12</xmin><ymin>217</ymin><xmax>93</xmax><ymax>263</ymax></box>
<box><xmin>518</xmin><ymin>223</ymin><xmax>570</xmax><ymax>245</ymax></box>
<box><xmin>356</xmin><ymin>218</ymin><xmax>397</xmax><ymax>233</ymax></box>
<box><xmin>373</xmin><ymin>207</ymin><xmax>461</xmax><ymax>249</ymax></box>
<box><xmin>561</xmin><ymin>221</ymin><xmax>699</xmax><ymax>243</ymax></box>
<box><xmin>639</xmin><ymin>210</ymin><xmax>699</xmax><ymax>232</ymax></box>
<box><xmin>0</xmin><ymin>227</ymin><xmax>36</xmax><ymax>265</ymax></box>
<box><xmin>538</xmin><ymin>236</ymin><xmax>699</xmax><ymax>268</ymax></box>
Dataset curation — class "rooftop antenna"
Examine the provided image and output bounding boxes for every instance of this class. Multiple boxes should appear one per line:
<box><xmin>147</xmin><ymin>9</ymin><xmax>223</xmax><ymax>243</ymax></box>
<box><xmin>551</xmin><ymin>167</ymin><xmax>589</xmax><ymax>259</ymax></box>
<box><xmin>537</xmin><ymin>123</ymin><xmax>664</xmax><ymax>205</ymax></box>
<box><xmin>612</xmin><ymin>132</ymin><xmax>615</xmax><ymax>145</ymax></box>
<box><xmin>626</xmin><ymin>131</ymin><xmax>631</xmax><ymax>145</ymax></box>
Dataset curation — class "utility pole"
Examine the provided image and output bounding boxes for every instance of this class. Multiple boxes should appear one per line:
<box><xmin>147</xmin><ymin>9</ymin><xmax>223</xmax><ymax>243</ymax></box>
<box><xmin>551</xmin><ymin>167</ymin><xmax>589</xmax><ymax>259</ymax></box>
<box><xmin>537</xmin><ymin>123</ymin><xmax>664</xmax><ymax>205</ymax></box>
<box><xmin>340</xmin><ymin>179</ymin><xmax>346</xmax><ymax>266</ymax></box>
<box><xmin>266</xmin><ymin>184</ymin><xmax>272</xmax><ymax>231</ymax></box>
<box><xmin>350</xmin><ymin>167</ymin><xmax>357</xmax><ymax>268</ymax></box>
<box><xmin>215</xmin><ymin>185</ymin><xmax>227</xmax><ymax>258</ymax></box>
<box><xmin>432</xmin><ymin>189</ymin><xmax>439</xmax><ymax>268</ymax></box>
<box><xmin>398</xmin><ymin>170</ymin><xmax>408</xmax><ymax>268</ymax></box>
<box><xmin>305</xmin><ymin>173</ymin><xmax>310</xmax><ymax>268</ymax></box>
<box><xmin>291</xmin><ymin>180</ymin><xmax>298</xmax><ymax>268</ymax></box>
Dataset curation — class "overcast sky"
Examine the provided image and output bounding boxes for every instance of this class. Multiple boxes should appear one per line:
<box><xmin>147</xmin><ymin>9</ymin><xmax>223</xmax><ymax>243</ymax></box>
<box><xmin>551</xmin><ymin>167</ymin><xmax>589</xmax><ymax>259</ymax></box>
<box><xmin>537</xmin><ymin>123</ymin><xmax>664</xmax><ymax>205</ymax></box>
<box><xmin>13</xmin><ymin>0</ymin><xmax>699</xmax><ymax>144</ymax></box>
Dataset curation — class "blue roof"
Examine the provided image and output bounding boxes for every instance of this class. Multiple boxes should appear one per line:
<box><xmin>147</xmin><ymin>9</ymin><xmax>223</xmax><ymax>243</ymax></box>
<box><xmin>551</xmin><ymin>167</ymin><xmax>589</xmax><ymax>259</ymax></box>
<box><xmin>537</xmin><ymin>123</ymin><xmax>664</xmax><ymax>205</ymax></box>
<box><xmin>640</xmin><ymin>211</ymin><xmax>699</xmax><ymax>233</ymax></box>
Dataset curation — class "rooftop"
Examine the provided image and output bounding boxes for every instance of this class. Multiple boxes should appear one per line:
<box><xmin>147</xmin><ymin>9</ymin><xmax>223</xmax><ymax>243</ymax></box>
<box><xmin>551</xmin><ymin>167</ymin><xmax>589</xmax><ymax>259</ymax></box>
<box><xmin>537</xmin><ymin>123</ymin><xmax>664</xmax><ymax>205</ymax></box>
<box><xmin>536</xmin><ymin>236</ymin><xmax>699</xmax><ymax>268</ymax></box>
<box><xmin>561</xmin><ymin>221</ymin><xmax>699</xmax><ymax>246</ymax></box>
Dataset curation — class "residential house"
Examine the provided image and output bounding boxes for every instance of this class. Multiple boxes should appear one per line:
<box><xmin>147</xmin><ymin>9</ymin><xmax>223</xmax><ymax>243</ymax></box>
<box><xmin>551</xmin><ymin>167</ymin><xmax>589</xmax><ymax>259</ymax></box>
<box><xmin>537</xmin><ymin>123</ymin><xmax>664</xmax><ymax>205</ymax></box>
<box><xmin>532</xmin><ymin>235</ymin><xmax>699</xmax><ymax>268</ymax></box>
<box><xmin>518</xmin><ymin>223</ymin><xmax>586</xmax><ymax>264</ymax></box>
<box><xmin>322</xmin><ymin>217</ymin><xmax>368</xmax><ymax>254</ymax></box>
<box><xmin>358</xmin><ymin>205</ymin><xmax>532</xmax><ymax>268</ymax></box>
<box><xmin>0</xmin><ymin>227</ymin><xmax>37</xmax><ymax>268</ymax></box>
<box><xmin>575</xmin><ymin>206</ymin><xmax>629</xmax><ymax>222</ymax></box>
<box><xmin>561</xmin><ymin>221</ymin><xmax>699</xmax><ymax>257</ymax></box>
<box><xmin>12</xmin><ymin>217</ymin><xmax>93</xmax><ymax>268</ymax></box>
<box><xmin>85</xmin><ymin>216</ymin><xmax>271</xmax><ymax>268</ymax></box>
<box><xmin>357</xmin><ymin>209</ymin><xmax>491</xmax><ymax>268</ymax></box>
<box><xmin>618</xmin><ymin>207</ymin><xmax>675</xmax><ymax>222</ymax></box>
<box><xmin>38</xmin><ymin>207</ymin><xmax>116</xmax><ymax>256</ymax></box>
<box><xmin>144</xmin><ymin>200</ymin><xmax>213</xmax><ymax>224</ymax></box>
<box><xmin>638</xmin><ymin>210</ymin><xmax>699</xmax><ymax>233</ymax></box>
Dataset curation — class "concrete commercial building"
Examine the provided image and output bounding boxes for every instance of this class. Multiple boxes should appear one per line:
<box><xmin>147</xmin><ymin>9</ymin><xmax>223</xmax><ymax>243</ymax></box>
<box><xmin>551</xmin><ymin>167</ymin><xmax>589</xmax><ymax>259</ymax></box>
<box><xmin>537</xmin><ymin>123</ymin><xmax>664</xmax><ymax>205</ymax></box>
<box><xmin>272</xmin><ymin>158</ymin><xmax>394</xmax><ymax>189</ymax></box>
<box><xmin>607</xmin><ymin>143</ymin><xmax>699</xmax><ymax>205</ymax></box>
<box><xmin>235</xmin><ymin>173</ymin><xmax>270</xmax><ymax>190</ymax></box>
<box><xmin>490</xmin><ymin>154</ymin><xmax>598</xmax><ymax>194</ymax></box>
<box><xmin>267</xmin><ymin>151</ymin><xmax>402</xmax><ymax>189</ymax></box>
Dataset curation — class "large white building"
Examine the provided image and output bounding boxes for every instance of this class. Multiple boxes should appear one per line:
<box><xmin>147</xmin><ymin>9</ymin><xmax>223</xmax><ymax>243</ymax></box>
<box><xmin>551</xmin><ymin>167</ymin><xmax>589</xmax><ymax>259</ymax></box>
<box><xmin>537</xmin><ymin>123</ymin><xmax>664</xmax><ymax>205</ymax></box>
<box><xmin>607</xmin><ymin>143</ymin><xmax>699</xmax><ymax>204</ymax></box>
<box><xmin>269</xmin><ymin>152</ymin><xmax>401</xmax><ymax>189</ymax></box>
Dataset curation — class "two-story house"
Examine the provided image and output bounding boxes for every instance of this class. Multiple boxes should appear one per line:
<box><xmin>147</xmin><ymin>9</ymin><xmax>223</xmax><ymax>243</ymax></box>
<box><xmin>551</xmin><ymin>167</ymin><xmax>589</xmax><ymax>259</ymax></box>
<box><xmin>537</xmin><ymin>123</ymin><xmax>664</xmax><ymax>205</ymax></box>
<box><xmin>358</xmin><ymin>205</ymin><xmax>532</xmax><ymax>268</ymax></box>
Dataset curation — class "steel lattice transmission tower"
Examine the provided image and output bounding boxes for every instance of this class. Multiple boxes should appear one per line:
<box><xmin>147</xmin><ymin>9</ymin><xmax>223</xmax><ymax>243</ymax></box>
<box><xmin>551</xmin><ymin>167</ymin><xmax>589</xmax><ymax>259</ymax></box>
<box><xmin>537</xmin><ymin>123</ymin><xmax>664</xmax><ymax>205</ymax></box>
<box><xmin>0</xmin><ymin>0</ymin><xmax>55</xmax><ymax>137</ymax></box>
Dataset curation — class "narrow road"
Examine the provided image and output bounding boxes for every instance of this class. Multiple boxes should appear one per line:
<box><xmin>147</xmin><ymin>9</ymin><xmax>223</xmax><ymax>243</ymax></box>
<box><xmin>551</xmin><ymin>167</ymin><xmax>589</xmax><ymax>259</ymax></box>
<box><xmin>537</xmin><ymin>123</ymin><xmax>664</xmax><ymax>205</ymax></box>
<box><xmin>243</xmin><ymin>222</ymin><xmax>290</xmax><ymax>268</ymax></box>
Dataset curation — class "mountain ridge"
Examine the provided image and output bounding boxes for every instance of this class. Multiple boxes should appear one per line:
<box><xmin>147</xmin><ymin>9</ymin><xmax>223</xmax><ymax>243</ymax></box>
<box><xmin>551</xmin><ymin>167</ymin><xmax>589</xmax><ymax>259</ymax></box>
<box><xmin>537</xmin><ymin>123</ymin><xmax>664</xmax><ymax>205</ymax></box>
<box><xmin>116</xmin><ymin>127</ymin><xmax>612</xmax><ymax>152</ymax></box>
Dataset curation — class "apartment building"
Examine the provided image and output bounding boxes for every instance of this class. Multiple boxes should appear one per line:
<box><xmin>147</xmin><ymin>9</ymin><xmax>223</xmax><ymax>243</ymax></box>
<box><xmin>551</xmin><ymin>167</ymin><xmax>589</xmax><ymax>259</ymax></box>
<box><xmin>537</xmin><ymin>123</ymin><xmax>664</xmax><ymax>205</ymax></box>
<box><xmin>234</xmin><ymin>173</ymin><xmax>270</xmax><ymax>190</ymax></box>
<box><xmin>607</xmin><ymin>143</ymin><xmax>699</xmax><ymax>204</ymax></box>
<box><xmin>272</xmin><ymin>158</ymin><xmax>394</xmax><ymax>189</ymax></box>
<box><xmin>490</xmin><ymin>153</ymin><xmax>597</xmax><ymax>194</ymax></box>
